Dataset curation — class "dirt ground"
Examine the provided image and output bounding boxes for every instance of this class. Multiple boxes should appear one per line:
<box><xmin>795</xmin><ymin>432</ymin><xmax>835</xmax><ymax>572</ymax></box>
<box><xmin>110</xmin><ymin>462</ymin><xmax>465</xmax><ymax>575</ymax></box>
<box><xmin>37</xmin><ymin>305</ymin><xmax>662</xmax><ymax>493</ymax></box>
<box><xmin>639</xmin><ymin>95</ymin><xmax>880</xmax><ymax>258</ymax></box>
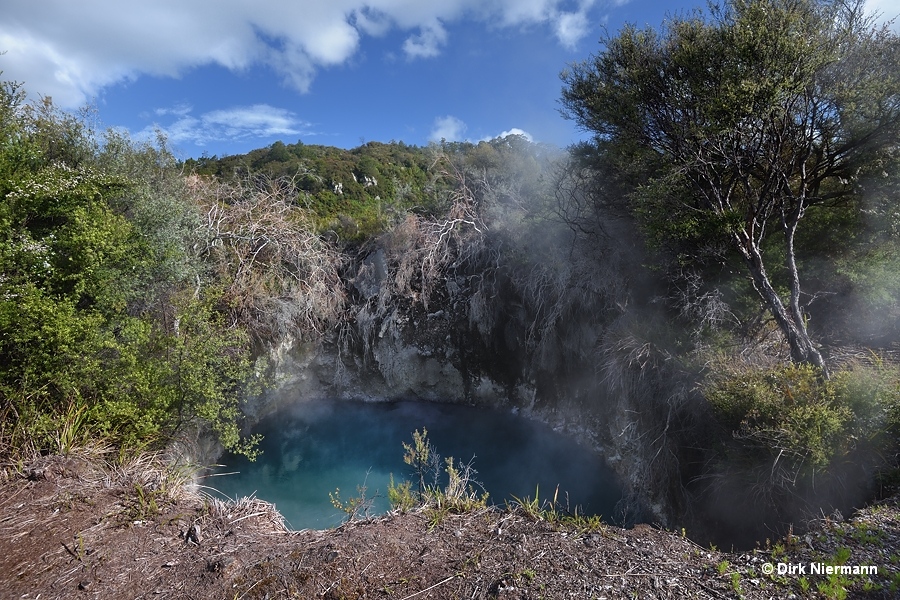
<box><xmin>2</xmin><ymin>452</ymin><xmax>899</xmax><ymax>599</ymax></box>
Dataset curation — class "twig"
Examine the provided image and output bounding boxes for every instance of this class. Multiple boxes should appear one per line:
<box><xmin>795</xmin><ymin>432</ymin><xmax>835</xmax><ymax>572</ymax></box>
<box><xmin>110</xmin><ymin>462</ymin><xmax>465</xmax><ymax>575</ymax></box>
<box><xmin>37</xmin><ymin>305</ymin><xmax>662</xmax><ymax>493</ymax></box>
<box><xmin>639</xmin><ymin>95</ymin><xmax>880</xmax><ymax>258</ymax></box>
<box><xmin>61</xmin><ymin>541</ymin><xmax>82</xmax><ymax>562</ymax></box>
<box><xmin>398</xmin><ymin>574</ymin><xmax>457</xmax><ymax>600</ymax></box>
<box><xmin>237</xmin><ymin>577</ymin><xmax>264</xmax><ymax>600</ymax></box>
<box><xmin>229</xmin><ymin>511</ymin><xmax>267</xmax><ymax>524</ymax></box>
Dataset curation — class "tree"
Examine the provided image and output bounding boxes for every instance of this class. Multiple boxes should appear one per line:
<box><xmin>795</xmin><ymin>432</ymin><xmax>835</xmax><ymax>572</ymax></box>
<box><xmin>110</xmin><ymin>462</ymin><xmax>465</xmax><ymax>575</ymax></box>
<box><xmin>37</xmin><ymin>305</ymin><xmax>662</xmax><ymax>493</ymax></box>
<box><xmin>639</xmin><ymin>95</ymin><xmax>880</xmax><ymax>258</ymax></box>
<box><xmin>561</xmin><ymin>0</ymin><xmax>900</xmax><ymax>374</ymax></box>
<box><xmin>0</xmin><ymin>88</ymin><xmax>260</xmax><ymax>457</ymax></box>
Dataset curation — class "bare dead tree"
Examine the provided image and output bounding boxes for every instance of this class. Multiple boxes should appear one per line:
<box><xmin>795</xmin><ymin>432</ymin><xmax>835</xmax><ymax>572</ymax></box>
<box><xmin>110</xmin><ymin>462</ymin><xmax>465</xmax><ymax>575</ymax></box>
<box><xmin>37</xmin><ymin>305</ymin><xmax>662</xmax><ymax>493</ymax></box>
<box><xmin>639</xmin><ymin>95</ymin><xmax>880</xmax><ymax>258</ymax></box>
<box><xmin>373</xmin><ymin>148</ymin><xmax>490</xmax><ymax>311</ymax></box>
<box><xmin>186</xmin><ymin>173</ymin><xmax>347</xmax><ymax>344</ymax></box>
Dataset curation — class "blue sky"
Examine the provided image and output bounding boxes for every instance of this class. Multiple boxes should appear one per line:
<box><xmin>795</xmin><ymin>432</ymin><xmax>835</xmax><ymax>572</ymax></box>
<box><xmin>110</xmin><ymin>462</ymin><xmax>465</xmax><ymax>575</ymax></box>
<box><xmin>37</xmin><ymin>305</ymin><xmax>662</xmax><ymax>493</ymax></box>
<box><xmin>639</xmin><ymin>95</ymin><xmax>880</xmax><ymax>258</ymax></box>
<box><xmin>2</xmin><ymin>0</ymin><xmax>896</xmax><ymax>158</ymax></box>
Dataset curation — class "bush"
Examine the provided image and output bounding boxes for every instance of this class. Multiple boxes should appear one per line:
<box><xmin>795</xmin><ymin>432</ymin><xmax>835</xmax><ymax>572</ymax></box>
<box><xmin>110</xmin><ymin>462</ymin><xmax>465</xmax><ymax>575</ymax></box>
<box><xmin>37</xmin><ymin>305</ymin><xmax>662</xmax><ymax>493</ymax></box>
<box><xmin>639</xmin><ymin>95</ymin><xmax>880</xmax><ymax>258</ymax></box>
<box><xmin>705</xmin><ymin>362</ymin><xmax>900</xmax><ymax>495</ymax></box>
<box><xmin>186</xmin><ymin>174</ymin><xmax>346</xmax><ymax>345</ymax></box>
<box><xmin>388</xmin><ymin>429</ymin><xmax>489</xmax><ymax>516</ymax></box>
<box><xmin>0</xmin><ymin>87</ymin><xmax>260</xmax><ymax>460</ymax></box>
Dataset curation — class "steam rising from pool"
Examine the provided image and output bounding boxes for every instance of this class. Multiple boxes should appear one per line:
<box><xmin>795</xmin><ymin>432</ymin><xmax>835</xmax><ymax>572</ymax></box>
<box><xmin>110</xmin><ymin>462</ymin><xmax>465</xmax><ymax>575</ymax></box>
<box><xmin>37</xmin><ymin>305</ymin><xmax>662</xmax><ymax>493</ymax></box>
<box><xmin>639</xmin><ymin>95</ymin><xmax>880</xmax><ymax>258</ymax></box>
<box><xmin>211</xmin><ymin>401</ymin><xmax>625</xmax><ymax>529</ymax></box>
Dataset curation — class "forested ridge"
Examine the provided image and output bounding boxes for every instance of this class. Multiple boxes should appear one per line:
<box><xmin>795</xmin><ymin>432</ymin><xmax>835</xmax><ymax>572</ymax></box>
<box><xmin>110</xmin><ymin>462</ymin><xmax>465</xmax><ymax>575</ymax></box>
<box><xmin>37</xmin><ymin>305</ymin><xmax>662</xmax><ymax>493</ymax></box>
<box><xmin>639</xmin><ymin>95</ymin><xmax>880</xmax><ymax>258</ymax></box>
<box><xmin>185</xmin><ymin>140</ymin><xmax>436</xmax><ymax>242</ymax></box>
<box><xmin>2</xmin><ymin>0</ymin><xmax>900</xmax><ymax>558</ymax></box>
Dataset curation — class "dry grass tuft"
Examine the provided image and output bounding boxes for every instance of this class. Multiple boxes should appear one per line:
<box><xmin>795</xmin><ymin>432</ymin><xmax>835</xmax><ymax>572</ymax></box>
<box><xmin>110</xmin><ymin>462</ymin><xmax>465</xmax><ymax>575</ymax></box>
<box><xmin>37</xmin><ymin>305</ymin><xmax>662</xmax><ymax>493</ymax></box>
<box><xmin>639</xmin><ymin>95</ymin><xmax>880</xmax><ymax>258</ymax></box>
<box><xmin>205</xmin><ymin>493</ymin><xmax>289</xmax><ymax>533</ymax></box>
<box><xmin>103</xmin><ymin>450</ymin><xmax>201</xmax><ymax>505</ymax></box>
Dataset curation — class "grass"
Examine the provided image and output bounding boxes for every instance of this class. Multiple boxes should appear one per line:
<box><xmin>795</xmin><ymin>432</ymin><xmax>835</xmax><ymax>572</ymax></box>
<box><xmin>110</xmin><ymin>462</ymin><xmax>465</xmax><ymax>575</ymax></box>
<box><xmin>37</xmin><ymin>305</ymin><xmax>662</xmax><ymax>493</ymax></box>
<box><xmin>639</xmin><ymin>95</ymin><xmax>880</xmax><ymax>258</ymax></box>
<box><xmin>508</xmin><ymin>485</ymin><xmax>608</xmax><ymax>534</ymax></box>
<box><xmin>730</xmin><ymin>571</ymin><xmax>743</xmax><ymax>596</ymax></box>
<box><xmin>204</xmin><ymin>493</ymin><xmax>288</xmax><ymax>533</ymax></box>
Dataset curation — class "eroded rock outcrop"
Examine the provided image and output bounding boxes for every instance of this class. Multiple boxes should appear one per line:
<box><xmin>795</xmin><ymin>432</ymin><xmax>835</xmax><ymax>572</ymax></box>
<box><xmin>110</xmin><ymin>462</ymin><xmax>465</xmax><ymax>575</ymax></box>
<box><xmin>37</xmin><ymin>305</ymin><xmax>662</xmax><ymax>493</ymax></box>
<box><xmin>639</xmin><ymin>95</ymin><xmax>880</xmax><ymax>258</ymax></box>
<box><xmin>243</xmin><ymin>225</ymin><xmax>699</xmax><ymax>531</ymax></box>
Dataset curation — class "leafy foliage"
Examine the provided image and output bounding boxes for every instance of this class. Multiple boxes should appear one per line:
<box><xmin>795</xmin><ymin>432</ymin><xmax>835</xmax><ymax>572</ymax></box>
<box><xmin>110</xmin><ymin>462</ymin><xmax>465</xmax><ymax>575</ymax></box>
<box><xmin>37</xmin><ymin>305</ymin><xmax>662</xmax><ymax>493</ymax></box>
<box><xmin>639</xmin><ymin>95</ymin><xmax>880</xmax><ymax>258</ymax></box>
<box><xmin>0</xmin><ymin>85</ymin><xmax>259</xmax><ymax>458</ymax></box>
<box><xmin>389</xmin><ymin>429</ymin><xmax>488</xmax><ymax>518</ymax></box>
<box><xmin>705</xmin><ymin>361</ymin><xmax>900</xmax><ymax>495</ymax></box>
<box><xmin>185</xmin><ymin>140</ymin><xmax>436</xmax><ymax>243</ymax></box>
<box><xmin>0</xmin><ymin>80</ymin><xmax>574</xmax><ymax>460</ymax></box>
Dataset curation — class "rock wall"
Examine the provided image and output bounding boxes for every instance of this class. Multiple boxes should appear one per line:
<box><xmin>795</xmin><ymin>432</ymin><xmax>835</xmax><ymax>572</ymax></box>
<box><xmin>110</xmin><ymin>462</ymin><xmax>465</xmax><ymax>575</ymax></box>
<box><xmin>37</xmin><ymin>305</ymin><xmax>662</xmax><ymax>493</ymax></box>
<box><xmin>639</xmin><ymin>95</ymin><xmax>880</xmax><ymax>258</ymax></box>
<box><xmin>241</xmin><ymin>244</ymin><xmax>700</xmax><ymax>529</ymax></box>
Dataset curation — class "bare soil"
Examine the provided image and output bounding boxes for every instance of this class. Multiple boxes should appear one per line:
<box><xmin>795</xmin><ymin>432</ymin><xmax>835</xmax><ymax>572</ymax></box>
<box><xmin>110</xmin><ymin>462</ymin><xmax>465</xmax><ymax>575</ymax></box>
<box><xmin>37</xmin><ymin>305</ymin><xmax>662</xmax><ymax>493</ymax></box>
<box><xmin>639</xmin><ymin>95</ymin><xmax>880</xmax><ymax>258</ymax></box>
<box><xmin>2</xmin><ymin>452</ymin><xmax>899</xmax><ymax>599</ymax></box>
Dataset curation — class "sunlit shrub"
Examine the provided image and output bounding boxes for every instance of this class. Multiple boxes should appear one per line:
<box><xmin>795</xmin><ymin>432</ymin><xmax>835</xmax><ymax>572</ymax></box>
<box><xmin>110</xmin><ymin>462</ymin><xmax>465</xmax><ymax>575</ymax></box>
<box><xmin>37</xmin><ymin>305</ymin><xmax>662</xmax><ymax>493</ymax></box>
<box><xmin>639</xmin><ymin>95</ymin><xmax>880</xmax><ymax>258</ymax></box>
<box><xmin>388</xmin><ymin>430</ymin><xmax>489</xmax><ymax>517</ymax></box>
<box><xmin>705</xmin><ymin>361</ymin><xmax>900</xmax><ymax>490</ymax></box>
<box><xmin>0</xmin><ymin>88</ymin><xmax>260</xmax><ymax>460</ymax></box>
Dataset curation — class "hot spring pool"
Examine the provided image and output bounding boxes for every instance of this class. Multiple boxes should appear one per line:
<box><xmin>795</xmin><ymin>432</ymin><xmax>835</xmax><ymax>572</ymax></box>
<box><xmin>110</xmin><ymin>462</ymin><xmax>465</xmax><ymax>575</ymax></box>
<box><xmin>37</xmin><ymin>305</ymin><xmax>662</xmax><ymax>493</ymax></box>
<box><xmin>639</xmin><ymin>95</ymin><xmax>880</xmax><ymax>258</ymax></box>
<box><xmin>209</xmin><ymin>400</ymin><xmax>624</xmax><ymax>529</ymax></box>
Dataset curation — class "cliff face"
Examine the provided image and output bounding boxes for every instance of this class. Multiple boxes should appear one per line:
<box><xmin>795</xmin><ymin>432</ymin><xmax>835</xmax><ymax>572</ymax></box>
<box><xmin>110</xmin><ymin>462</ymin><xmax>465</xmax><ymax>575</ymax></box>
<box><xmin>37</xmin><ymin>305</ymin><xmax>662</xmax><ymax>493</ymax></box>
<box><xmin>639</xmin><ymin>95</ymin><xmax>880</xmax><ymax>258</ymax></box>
<box><xmin>244</xmin><ymin>233</ymin><xmax>700</xmax><ymax>530</ymax></box>
<box><xmin>255</xmin><ymin>263</ymin><xmax>532</xmax><ymax>409</ymax></box>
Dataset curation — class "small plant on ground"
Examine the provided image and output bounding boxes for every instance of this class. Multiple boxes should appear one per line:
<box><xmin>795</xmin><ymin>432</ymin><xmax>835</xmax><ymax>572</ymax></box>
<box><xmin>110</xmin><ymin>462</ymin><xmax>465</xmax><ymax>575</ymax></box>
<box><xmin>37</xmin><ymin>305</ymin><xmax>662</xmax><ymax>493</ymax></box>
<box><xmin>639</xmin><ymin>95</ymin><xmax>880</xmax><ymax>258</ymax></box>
<box><xmin>387</xmin><ymin>474</ymin><xmax>416</xmax><ymax>512</ymax></box>
<box><xmin>329</xmin><ymin>479</ymin><xmax>375</xmax><ymax>522</ymax></box>
<box><xmin>817</xmin><ymin>547</ymin><xmax>853</xmax><ymax>600</ymax></box>
<box><xmin>402</xmin><ymin>428</ymin><xmax>440</xmax><ymax>494</ymax></box>
<box><xmin>889</xmin><ymin>571</ymin><xmax>900</xmax><ymax>594</ymax></box>
<box><xmin>510</xmin><ymin>485</ymin><xmax>544</xmax><ymax>521</ymax></box>
<box><xmin>125</xmin><ymin>483</ymin><xmax>160</xmax><ymax>522</ymax></box>
<box><xmin>818</xmin><ymin>574</ymin><xmax>850</xmax><ymax>600</ymax></box>
<box><xmin>730</xmin><ymin>571</ymin><xmax>743</xmax><ymax>597</ymax></box>
<box><xmin>851</xmin><ymin>523</ymin><xmax>886</xmax><ymax>546</ymax></box>
<box><xmin>510</xmin><ymin>484</ymin><xmax>606</xmax><ymax>532</ymax></box>
<box><xmin>389</xmin><ymin>430</ymin><xmax>489</xmax><ymax>521</ymax></box>
<box><xmin>439</xmin><ymin>456</ymin><xmax>489</xmax><ymax>510</ymax></box>
<box><xmin>563</xmin><ymin>512</ymin><xmax>606</xmax><ymax>533</ymax></box>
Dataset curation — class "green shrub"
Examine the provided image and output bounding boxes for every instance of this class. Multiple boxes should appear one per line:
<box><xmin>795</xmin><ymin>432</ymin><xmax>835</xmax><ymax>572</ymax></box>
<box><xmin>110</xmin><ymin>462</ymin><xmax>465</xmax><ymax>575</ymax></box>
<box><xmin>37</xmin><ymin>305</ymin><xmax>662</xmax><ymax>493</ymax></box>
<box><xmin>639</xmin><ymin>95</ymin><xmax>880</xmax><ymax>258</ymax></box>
<box><xmin>0</xmin><ymin>87</ymin><xmax>260</xmax><ymax>460</ymax></box>
<box><xmin>706</xmin><ymin>362</ymin><xmax>900</xmax><ymax>481</ymax></box>
<box><xmin>387</xmin><ymin>475</ymin><xmax>416</xmax><ymax>512</ymax></box>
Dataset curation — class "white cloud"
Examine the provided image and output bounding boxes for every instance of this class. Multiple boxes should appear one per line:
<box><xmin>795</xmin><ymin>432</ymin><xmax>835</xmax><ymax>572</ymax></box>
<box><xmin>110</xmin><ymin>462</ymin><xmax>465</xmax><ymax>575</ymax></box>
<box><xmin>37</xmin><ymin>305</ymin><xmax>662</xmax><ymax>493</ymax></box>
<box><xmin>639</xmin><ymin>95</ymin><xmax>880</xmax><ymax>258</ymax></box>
<box><xmin>482</xmin><ymin>127</ymin><xmax>534</xmax><ymax>142</ymax></box>
<box><xmin>431</xmin><ymin>121</ymin><xmax>535</xmax><ymax>144</ymax></box>
<box><xmin>0</xmin><ymin>1</ymin><xmax>608</xmax><ymax>108</ymax></box>
<box><xmin>403</xmin><ymin>21</ymin><xmax>449</xmax><ymax>59</ymax></box>
<box><xmin>203</xmin><ymin>105</ymin><xmax>308</xmax><ymax>137</ymax></box>
<box><xmin>554</xmin><ymin>11</ymin><xmax>591</xmax><ymax>49</ymax></box>
<box><xmin>429</xmin><ymin>115</ymin><xmax>468</xmax><ymax>142</ymax></box>
<box><xmin>154</xmin><ymin>103</ymin><xmax>193</xmax><ymax>117</ymax></box>
<box><xmin>141</xmin><ymin>104</ymin><xmax>314</xmax><ymax>147</ymax></box>
<box><xmin>352</xmin><ymin>6</ymin><xmax>394</xmax><ymax>36</ymax></box>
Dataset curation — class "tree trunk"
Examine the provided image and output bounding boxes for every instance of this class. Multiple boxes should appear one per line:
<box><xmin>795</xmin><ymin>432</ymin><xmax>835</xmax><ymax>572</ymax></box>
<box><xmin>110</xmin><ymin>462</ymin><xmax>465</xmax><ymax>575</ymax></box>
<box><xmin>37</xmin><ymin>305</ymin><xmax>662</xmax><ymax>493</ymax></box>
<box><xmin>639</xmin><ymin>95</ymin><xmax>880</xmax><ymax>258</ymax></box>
<box><xmin>736</xmin><ymin>231</ymin><xmax>829</xmax><ymax>376</ymax></box>
<box><xmin>782</xmin><ymin>217</ymin><xmax>829</xmax><ymax>375</ymax></box>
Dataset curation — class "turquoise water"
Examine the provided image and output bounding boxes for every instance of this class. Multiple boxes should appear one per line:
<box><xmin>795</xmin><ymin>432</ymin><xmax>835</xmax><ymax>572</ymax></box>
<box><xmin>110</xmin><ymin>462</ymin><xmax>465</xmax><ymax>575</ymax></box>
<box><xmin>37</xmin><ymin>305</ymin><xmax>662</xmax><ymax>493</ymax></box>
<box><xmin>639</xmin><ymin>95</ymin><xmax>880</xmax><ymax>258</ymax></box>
<box><xmin>209</xmin><ymin>400</ymin><xmax>624</xmax><ymax>530</ymax></box>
